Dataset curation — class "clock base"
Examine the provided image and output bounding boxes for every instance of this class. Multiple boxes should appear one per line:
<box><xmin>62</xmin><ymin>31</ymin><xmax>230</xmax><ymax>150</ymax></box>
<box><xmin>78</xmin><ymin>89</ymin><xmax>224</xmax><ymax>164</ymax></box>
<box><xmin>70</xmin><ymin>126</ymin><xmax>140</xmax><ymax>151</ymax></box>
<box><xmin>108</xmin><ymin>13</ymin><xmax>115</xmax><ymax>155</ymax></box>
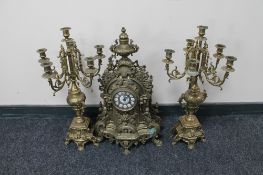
<box><xmin>171</xmin><ymin>115</ymin><xmax>205</xmax><ymax>149</ymax></box>
<box><xmin>95</xmin><ymin>112</ymin><xmax>162</xmax><ymax>154</ymax></box>
<box><xmin>65</xmin><ymin>116</ymin><xmax>100</xmax><ymax>151</ymax></box>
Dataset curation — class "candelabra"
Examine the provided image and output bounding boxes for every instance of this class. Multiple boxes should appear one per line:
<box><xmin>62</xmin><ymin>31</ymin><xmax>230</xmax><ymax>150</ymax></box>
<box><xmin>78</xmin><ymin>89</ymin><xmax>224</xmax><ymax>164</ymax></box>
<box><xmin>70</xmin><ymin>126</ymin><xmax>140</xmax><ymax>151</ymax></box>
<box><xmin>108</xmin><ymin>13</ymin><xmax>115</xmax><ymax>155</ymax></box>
<box><xmin>162</xmin><ymin>25</ymin><xmax>237</xmax><ymax>149</ymax></box>
<box><xmin>36</xmin><ymin>27</ymin><xmax>105</xmax><ymax>151</ymax></box>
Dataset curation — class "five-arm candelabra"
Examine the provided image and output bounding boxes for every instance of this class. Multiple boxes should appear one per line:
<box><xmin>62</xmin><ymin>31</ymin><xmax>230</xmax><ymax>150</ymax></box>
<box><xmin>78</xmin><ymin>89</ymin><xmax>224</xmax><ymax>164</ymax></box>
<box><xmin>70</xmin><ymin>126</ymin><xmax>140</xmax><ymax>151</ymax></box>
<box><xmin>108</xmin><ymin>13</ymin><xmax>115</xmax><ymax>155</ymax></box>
<box><xmin>162</xmin><ymin>25</ymin><xmax>237</xmax><ymax>149</ymax></box>
<box><xmin>37</xmin><ymin>27</ymin><xmax>105</xmax><ymax>151</ymax></box>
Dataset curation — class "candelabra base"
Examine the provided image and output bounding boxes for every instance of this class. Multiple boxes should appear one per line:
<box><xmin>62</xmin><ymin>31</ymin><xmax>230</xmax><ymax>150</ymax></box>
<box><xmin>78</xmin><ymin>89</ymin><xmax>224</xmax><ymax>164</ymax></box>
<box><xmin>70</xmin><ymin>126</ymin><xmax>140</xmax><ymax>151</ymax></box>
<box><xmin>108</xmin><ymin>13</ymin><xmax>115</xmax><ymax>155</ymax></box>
<box><xmin>171</xmin><ymin>115</ymin><xmax>205</xmax><ymax>149</ymax></box>
<box><xmin>65</xmin><ymin>116</ymin><xmax>99</xmax><ymax>151</ymax></box>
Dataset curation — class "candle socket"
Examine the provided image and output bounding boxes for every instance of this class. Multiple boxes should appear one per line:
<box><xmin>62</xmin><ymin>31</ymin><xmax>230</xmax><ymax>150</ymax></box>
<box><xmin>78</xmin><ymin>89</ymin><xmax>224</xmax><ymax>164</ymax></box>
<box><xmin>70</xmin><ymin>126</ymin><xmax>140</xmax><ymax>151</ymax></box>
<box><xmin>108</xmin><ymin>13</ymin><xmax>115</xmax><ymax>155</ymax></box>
<box><xmin>184</xmin><ymin>39</ymin><xmax>195</xmax><ymax>52</ymax></box>
<box><xmin>226</xmin><ymin>56</ymin><xmax>237</xmax><ymax>65</ymax></box>
<box><xmin>95</xmin><ymin>45</ymin><xmax>104</xmax><ymax>55</ymax></box>
<box><xmin>186</xmin><ymin>39</ymin><xmax>195</xmax><ymax>48</ymax></box>
<box><xmin>197</xmin><ymin>25</ymin><xmax>208</xmax><ymax>37</ymax></box>
<box><xmin>215</xmin><ymin>44</ymin><xmax>226</xmax><ymax>54</ymax></box>
<box><xmin>164</xmin><ymin>49</ymin><xmax>175</xmax><ymax>60</ymax></box>
<box><xmin>222</xmin><ymin>56</ymin><xmax>237</xmax><ymax>72</ymax></box>
<box><xmin>44</xmin><ymin>66</ymin><xmax>52</xmax><ymax>74</ymax></box>
<box><xmin>37</xmin><ymin>48</ymin><xmax>54</xmax><ymax>77</ymax></box>
<box><xmin>94</xmin><ymin>45</ymin><xmax>105</xmax><ymax>60</ymax></box>
<box><xmin>163</xmin><ymin>49</ymin><xmax>175</xmax><ymax>64</ymax></box>
<box><xmin>213</xmin><ymin>44</ymin><xmax>226</xmax><ymax>68</ymax></box>
<box><xmin>85</xmin><ymin>56</ymin><xmax>94</xmax><ymax>68</ymax></box>
<box><xmin>60</xmin><ymin>27</ymin><xmax>71</xmax><ymax>39</ymax></box>
<box><xmin>37</xmin><ymin>48</ymin><xmax>47</xmax><ymax>58</ymax></box>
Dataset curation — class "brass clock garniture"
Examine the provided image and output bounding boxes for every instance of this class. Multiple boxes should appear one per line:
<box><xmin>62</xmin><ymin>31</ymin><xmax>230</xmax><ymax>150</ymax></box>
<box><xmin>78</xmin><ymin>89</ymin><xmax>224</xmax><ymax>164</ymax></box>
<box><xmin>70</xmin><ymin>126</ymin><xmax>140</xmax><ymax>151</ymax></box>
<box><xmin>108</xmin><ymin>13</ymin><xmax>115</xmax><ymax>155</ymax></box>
<box><xmin>162</xmin><ymin>25</ymin><xmax>237</xmax><ymax>149</ymax></box>
<box><xmin>37</xmin><ymin>27</ymin><xmax>105</xmax><ymax>151</ymax></box>
<box><xmin>95</xmin><ymin>27</ymin><xmax>162</xmax><ymax>154</ymax></box>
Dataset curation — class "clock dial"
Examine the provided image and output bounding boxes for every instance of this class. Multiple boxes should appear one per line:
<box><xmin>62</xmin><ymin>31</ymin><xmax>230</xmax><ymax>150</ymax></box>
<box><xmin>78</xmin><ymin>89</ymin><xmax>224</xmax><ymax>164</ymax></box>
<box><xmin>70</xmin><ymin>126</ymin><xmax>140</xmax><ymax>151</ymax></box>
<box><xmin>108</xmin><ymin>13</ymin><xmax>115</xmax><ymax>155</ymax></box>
<box><xmin>113</xmin><ymin>91</ymin><xmax>136</xmax><ymax>111</ymax></box>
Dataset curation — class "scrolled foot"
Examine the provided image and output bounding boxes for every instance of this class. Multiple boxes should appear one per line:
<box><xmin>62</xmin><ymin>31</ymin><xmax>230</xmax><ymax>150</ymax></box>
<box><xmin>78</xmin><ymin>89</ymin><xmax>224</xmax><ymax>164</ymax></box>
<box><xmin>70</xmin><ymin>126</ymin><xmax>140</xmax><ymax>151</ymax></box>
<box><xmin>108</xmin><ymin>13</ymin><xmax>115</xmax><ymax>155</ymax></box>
<box><xmin>187</xmin><ymin>141</ymin><xmax>195</xmax><ymax>150</ymax></box>
<box><xmin>65</xmin><ymin>138</ymin><xmax>70</xmax><ymax>145</ymax></box>
<box><xmin>123</xmin><ymin>149</ymin><xmax>130</xmax><ymax>155</ymax></box>
<box><xmin>172</xmin><ymin>134</ymin><xmax>180</xmax><ymax>145</ymax></box>
<box><xmin>96</xmin><ymin>136</ymin><xmax>104</xmax><ymax>143</ymax></box>
<box><xmin>92</xmin><ymin>136</ymin><xmax>101</xmax><ymax>147</ymax></box>
<box><xmin>152</xmin><ymin>136</ymin><xmax>162</xmax><ymax>147</ymax></box>
<box><xmin>109</xmin><ymin>137</ymin><xmax>114</xmax><ymax>143</ymax></box>
<box><xmin>201</xmin><ymin>137</ymin><xmax>206</xmax><ymax>142</ymax></box>
<box><xmin>76</xmin><ymin>142</ymin><xmax>85</xmax><ymax>151</ymax></box>
<box><xmin>93</xmin><ymin>142</ymin><xmax>99</xmax><ymax>147</ymax></box>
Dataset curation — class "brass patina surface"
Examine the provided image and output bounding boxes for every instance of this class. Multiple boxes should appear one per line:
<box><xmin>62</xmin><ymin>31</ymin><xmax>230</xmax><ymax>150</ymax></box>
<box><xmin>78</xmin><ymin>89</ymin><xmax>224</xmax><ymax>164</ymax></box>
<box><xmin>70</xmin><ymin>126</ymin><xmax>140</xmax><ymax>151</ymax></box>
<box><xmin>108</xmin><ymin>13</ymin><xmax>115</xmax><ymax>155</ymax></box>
<box><xmin>95</xmin><ymin>28</ymin><xmax>162</xmax><ymax>154</ymax></box>
<box><xmin>162</xmin><ymin>25</ymin><xmax>237</xmax><ymax>149</ymax></box>
<box><xmin>37</xmin><ymin>27</ymin><xmax>105</xmax><ymax>151</ymax></box>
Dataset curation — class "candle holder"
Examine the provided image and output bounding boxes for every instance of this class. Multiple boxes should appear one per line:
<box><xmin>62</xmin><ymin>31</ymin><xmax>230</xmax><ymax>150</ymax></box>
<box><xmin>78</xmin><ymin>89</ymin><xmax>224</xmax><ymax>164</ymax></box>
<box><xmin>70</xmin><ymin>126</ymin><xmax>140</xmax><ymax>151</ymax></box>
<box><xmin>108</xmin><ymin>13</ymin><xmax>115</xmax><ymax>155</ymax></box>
<box><xmin>37</xmin><ymin>27</ymin><xmax>105</xmax><ymax>151</ymax></box>
<box><xmin>162</xmin><ymin>25</ymin><xmax>237</xmax><ymax>149</ymax></box>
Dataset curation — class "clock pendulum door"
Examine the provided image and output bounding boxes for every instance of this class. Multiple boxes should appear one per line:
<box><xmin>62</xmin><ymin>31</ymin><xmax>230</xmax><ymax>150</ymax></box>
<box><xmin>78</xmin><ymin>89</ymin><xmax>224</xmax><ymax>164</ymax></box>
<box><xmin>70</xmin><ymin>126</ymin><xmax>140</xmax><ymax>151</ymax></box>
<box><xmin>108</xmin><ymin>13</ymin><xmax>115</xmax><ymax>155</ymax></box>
<box><xmin>95</xmin><ymin>27</ymin><xmax>162</xmax><ymax>154</ymax></box>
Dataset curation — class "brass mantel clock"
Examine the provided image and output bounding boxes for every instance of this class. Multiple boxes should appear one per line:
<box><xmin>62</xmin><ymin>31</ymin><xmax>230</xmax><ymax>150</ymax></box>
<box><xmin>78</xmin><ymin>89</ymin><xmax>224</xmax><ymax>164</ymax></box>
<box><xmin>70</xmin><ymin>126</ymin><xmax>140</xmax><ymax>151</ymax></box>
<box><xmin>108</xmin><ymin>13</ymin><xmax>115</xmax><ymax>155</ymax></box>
<box><xmin>95</xmin><ymin>28</ymin><xmax>162</xmax><ymax>154</ymax></box>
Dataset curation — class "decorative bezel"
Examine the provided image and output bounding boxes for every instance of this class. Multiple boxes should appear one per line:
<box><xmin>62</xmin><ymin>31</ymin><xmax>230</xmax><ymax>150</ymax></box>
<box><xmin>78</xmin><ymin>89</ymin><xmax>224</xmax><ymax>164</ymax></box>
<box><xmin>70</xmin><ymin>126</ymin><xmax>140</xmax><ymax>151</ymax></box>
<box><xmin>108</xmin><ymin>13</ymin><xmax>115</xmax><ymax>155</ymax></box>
<box><xmin>112</xmin><ymin>88</ymin><xmax>137</xmax><ymax>112</ymax></box>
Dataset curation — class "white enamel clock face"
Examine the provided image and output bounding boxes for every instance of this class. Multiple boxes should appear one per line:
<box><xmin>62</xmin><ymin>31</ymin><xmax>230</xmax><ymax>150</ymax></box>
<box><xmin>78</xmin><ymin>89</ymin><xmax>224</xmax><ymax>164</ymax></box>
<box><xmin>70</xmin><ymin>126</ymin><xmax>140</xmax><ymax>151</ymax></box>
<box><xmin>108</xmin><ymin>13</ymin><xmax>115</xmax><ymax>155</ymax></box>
<box><xmin>113</xmin><ymin>91</ymin><xmax>136</xmax><ymax>111</ymax></box>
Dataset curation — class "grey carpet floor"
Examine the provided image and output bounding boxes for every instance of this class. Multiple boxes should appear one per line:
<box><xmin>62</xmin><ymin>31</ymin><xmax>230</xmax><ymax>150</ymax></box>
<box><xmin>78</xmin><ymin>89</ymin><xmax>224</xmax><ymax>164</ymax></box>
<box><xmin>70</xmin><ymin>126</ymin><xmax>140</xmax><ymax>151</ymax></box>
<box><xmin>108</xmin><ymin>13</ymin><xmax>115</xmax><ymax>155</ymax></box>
<box><xmin>0</xmin><ymin>114</ymin><xmax>262</xmax><ymax>175</ymax></box>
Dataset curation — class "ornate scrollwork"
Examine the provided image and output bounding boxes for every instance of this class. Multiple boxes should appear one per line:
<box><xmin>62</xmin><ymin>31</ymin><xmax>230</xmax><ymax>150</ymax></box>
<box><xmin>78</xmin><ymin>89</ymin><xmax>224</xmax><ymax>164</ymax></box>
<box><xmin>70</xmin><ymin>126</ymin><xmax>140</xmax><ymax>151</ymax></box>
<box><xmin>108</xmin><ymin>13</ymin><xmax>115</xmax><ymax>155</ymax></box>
<box><xmin>37</xmin><ymin>27</ymin><xmax>104</xmax><ymax>151</ymax></box>
<box><xmin>95</xmin><ymin>28</ymin><xmax>162</xmax><ymax>154</ymax></box>
<box><xmin>162</xmin><ymin>25</ymin><xmax>237</xmax><ymax>149</ymax></box>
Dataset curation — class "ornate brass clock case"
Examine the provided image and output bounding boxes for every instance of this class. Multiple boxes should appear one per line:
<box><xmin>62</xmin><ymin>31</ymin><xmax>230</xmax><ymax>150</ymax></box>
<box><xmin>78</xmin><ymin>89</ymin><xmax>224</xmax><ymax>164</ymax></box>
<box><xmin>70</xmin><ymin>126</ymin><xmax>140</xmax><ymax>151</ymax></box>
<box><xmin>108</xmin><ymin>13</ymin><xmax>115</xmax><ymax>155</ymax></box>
<box><xmin>95</xmin><ymin>28</ymin><xmax>162</xmax><ymax>154</ymax></box>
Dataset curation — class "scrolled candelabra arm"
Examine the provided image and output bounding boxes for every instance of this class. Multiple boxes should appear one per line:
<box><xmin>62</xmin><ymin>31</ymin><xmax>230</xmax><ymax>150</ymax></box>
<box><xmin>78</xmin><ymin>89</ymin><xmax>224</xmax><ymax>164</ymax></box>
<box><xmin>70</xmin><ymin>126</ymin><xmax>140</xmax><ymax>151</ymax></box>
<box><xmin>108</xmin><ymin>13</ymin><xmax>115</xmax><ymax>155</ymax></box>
<box><xmin>162</xmin><ymin>49</ymin><xmax>186</xmax><ymax>82</ymax></box>
<box><xmin>47</xmin><ymin>65</ymin><xmax>67</xmax><ymax>95</ymax></box>
<box><xmin>37</xmin><ymin>48</ymin><xmax>67</xmax><ymax>95</ymax></box>
<box><xmin>78</xmin><ymin>56</ymin><xmax>94</xmax><ymax>88</ymax></box>
<box><xmin>203</xmin><ymin>70</ymin><xmax>227</xmax><ymax>90</ymax></box>
<box><xmin>93</xmin><ymin>45</ymin><xmax>105</xmax><ymax>74</ymax></box>
<box><xmin>204</xmin><ymin>55</ymin><xmax>237</xmax><ymax>89</ymax></box>
<box><xmin>78</xmin><ymin>45</ymin><xmax>104</xmax><ymax>88</ymax></box>
<box><xmin>167</xmin><ymin>65</ymin><xmax>186</xmax><ymax>82</ymax></box>
<box><xmin>48</xmin><ymin>76</ymin><xmax>67</xmax><ymax>95</ymax></box>
<box><xmin>79</xmin><ymin>75</ymin><xmax>94</xmax><ymax>89</ymax></box>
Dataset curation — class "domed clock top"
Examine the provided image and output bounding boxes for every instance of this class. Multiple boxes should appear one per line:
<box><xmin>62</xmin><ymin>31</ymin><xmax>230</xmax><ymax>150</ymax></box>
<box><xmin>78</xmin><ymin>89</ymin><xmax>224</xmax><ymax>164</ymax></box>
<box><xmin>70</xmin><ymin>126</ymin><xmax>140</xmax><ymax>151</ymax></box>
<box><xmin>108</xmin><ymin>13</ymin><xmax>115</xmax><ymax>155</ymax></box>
<box><xmin>110</xmin><ymin>27</ymin><xmax>139</xmax><ymax>57</ymax></box>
